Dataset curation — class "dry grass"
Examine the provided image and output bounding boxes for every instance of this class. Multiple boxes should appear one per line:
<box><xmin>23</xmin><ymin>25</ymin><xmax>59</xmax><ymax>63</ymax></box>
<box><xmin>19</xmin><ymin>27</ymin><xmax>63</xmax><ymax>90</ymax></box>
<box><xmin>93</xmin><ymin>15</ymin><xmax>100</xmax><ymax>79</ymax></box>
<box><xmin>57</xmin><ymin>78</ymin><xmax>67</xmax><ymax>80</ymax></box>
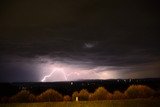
<box><xmin>1</xmin><ymin>99</ymin><xmax>160</xmax><ymax>107</ymax></box>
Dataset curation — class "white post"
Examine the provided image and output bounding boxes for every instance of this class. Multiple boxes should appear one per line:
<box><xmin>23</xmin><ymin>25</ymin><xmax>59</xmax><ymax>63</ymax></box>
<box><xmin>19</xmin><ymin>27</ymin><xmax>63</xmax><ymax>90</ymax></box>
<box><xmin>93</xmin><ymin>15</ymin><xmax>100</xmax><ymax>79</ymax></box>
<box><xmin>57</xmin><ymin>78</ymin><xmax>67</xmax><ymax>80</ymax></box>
<box><xmin>76</xmin><ymin>97</ymin><xmax>78</xmax><ymax>101</ymax></box>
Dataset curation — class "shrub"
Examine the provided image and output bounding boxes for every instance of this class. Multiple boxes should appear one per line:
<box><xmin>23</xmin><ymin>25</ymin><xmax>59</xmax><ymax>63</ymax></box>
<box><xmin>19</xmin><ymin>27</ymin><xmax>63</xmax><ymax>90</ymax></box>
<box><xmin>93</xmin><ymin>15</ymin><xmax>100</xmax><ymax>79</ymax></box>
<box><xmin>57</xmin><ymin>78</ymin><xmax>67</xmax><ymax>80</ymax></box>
<box><xmin>124</xmin><ymin>85</ymin><xmax>154</xmax><ymax>99</ymax></box>
<box><xmin>72</xmin><ymin>89</ymin><xmax>90</xmax><ymax>101</ymax></box>
<box><xmin>72</xmin><ymin>91</ymin><xmax>79</xmax><ymax>101</ymax></box>
<box><xmin>112</xmin><ymin>91</ymin><xmax>125</xmax><ymax>100</ymax></box>
<box><xmin>10</xmin><ymin>90</ymin><xmax>35</xmax><ymax>103</ymax></box>
<box><xmin>63</xmin><ymin>95</ymin><xmax>71</xmax><ymax>101</ymax></box>
<box><xmin>89</xmin><ymin>87</ymin><xmax>111</xmax><ymax>100</ymax></box>
<box><xmin>36</xmin><ymin>89</ymin><xmax>63</xmax><ymax>102</ymax></box>
<box><xmin>78</xmin><ymin>89</ymin><xmax>90</xmax><ymax>101</ymax></box>
<box><xmin>107</xmin><ymin>93</ymin><xmax>113</xmax><ymax>100</ymax></box>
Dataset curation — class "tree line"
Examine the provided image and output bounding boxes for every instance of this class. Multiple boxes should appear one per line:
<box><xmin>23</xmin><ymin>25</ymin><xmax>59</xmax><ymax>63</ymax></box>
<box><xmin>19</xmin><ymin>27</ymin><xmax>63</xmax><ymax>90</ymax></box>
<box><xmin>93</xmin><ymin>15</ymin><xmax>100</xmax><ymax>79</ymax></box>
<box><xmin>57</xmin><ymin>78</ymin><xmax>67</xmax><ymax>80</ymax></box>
<box><xmin>0</xmin><ymin>85</ymin><xmax>160</xmax><ymax>103</ymax></box>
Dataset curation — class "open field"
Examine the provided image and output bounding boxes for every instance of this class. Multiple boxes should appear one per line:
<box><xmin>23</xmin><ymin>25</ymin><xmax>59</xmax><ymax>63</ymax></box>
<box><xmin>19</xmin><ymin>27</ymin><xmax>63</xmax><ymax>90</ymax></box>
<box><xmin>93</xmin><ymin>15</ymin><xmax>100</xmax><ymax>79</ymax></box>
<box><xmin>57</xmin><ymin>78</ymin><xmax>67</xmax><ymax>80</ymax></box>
<box><xmin>1</xmin><ymin>99</ymin><xmax>160</xmax><ymax>107</ymax></box>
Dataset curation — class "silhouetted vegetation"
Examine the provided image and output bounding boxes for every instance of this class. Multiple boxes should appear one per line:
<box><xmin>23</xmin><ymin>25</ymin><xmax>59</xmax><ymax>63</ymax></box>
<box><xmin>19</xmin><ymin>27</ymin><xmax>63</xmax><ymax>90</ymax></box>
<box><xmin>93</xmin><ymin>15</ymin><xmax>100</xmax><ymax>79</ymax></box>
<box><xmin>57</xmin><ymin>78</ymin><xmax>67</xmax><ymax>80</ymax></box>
<box><xmin>0</xmin><ymin>85</ymin><xmax>159</xmax><ymax>103</ymax></box>
<box><xmin>89</xmin><ymin>87</ymin><xmax>111</xmax><ymax>100</ymax></box>
<box><xmin>36</xmin><ymin>89</ymin><xmax>63</xmax><ymax>102</ymax></box>
<box><xmin>10</xmin><ymin>90</ymin><xmax>35</xmax><ymax>103</ymax></box>
<box><xmin>112</xmin><ymin>90</ymin><xmax>126</xmax><ymax>100</ymax></box>
<box><xmin>72</xmin><ymin>89</ymin><xmax>90</xmax><ymax>101</ymax></box>
<box><xmin>63</xmin><ymin>95</ymin><xmax>71</xmax><ymax>101</ymax></box>
<box><xmin>124</xmin><ymin>85</ymin><xmax>155</xmax><ymax>99</ymax></box>
<box><xmin>72</xmin><ymin>91</ymin><xmax>79</xmax><ymax>101</ymax></box>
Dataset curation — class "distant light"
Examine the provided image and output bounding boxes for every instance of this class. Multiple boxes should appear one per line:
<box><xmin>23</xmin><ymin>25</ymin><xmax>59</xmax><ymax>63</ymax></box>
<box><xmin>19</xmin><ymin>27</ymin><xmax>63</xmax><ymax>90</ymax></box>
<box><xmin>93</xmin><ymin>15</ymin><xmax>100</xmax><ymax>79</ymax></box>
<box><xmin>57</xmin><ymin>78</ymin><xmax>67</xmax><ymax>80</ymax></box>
<box><xmin>71</xmin><ymin>82</ymin><xmax>73</xmax><ymax>85</ymax></box>
<box><xmin>129</xmin><ymin>79</ymin><xmax>132</xmax><ymax>82</ymax></box>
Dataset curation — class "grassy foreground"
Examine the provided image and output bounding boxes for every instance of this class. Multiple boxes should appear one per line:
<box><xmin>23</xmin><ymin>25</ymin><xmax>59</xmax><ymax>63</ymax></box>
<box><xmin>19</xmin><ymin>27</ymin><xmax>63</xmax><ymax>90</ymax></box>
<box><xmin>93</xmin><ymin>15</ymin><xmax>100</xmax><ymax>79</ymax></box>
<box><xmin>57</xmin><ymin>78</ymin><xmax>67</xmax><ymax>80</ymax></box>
<box><xmin>1</xmin><ymin>99</ymin><xmax>160</xmax><ymax>107</ymax></box>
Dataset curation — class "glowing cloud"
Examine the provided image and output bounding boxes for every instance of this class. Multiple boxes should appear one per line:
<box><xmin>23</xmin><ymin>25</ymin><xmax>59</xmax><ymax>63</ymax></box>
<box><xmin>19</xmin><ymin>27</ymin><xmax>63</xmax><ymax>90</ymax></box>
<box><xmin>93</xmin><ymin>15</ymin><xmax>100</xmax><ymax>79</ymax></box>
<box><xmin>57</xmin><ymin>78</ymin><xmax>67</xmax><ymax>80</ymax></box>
<box><xmin>7</xmin><ymin>55</ymin><xmax>155</xmax><ymax>82</ymax></box>
<box><xmin>37</xmin><ymin>57</ymin><xmax>119</xmax><ymax>82</ymax></box>
<box><xmin>84</xmin><ymin>42</ymin><xmax>97</xmax><ymax>49</ymax></box>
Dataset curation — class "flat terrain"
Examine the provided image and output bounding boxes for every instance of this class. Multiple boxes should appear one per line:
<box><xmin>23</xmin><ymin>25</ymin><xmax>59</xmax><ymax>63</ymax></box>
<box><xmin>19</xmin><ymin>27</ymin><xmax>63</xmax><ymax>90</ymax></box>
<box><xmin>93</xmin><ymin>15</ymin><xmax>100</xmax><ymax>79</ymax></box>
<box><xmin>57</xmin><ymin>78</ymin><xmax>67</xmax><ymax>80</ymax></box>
<box><xmin>1</xmin><ymin>99</ymin><xmax>160</xmax><ymax>107</ymax></box>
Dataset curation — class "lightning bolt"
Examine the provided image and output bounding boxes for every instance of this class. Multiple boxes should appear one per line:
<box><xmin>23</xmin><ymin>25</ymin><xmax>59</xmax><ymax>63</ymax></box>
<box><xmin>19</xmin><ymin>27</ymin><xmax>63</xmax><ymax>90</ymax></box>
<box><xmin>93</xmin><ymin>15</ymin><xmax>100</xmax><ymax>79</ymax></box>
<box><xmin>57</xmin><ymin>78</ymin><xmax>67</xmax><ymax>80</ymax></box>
<box><xmin>41</xmin><ymin>67</ymin><xmax>68</xmax><ymax>82</ymax></box>
<box><xmin>41</xmin><ymin>70</ymin><xmax>56</xmax><ymax>82</ymax></box>
<box><xmin>61</xmin><ymin>70</ymin><xmax>68</xmax><ymax>81</ymax></box>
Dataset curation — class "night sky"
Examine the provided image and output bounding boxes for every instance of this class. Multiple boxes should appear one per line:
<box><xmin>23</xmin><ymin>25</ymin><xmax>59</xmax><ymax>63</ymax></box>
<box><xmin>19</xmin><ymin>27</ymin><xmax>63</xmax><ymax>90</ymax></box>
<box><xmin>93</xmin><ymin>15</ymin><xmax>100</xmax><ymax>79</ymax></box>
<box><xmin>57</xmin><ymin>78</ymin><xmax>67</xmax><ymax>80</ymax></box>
<box><xmin>0</xmin><ymin>0</ymin><xmax>160</xmax><ymax>82</ymax></box>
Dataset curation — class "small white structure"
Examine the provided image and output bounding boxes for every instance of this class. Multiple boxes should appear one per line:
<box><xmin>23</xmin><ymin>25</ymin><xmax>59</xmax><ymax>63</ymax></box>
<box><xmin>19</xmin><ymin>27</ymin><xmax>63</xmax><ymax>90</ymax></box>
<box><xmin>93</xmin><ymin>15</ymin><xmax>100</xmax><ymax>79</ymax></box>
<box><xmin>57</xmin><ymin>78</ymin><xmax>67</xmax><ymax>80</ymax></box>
<box><xmin>76</xmin><ymin>97</ymin><xmax>78</xmax><ymax>101</ymax></box>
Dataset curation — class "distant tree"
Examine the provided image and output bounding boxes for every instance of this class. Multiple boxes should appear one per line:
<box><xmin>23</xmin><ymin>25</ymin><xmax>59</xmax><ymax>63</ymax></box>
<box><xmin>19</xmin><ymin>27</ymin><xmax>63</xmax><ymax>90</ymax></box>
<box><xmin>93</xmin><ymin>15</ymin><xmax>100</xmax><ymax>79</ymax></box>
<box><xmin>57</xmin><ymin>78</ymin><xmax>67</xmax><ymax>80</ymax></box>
<box><xmin>72</xmin><ymin>91</ymin><xmax>79</xmax><ymax>101</ymax></box>
<box><xmin>78</xmin><ymin>89</ymin><xmax>90</xmax><ymax>101</ymax></box>
<box><xmin>36</xmin><ymin>89</ymin><xmax>63</xmax><ymax>102</ymax></box>
<box><xmin>89</xmin><ymin>87</ymin><xmax>110</xmax><ymax>100</ymax></box>
<box><xmin>10</xmin><ymin>89</ymin><xmax>35</xmax><ymax>103</ymax></box>
<box><xmin>63</xmin><ymin>95</ymin><xmax>71</xmax><ymax>101</ymax></box>
<box><xmin>125</xmin><ymin>85</ymin><xmax>154</xmax><ymax>99</ymax></box>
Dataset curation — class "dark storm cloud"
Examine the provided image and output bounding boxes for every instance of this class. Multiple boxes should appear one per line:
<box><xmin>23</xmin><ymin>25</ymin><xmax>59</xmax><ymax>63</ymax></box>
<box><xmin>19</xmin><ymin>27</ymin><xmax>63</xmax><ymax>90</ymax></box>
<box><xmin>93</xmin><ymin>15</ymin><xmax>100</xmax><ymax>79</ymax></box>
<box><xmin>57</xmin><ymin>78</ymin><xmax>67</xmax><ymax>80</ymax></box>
<box><xmin>0</xmin><ymin>27</ymin><xmax>159</xmax><ymax>66</ymax></box>
<box><xmin>0</xmin><ymin>0</ymin><xmax>160</xmax><ymax>81</ymax></box>
<box><xmin>0</xmin><ymin>0</ymin><xmax>159</xmax><ymax>27</ymax></box>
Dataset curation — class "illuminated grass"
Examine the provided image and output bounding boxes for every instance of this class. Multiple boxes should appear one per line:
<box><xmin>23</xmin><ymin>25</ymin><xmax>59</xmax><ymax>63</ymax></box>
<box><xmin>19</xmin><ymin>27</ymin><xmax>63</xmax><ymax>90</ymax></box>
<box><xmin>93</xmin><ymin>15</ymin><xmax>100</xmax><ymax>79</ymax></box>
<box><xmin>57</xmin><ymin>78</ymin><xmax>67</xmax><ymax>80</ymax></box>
<box><xmin>1</xmin><ymin>99</ymin><xmax>160</xmax><ymax>107</ymax></box>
